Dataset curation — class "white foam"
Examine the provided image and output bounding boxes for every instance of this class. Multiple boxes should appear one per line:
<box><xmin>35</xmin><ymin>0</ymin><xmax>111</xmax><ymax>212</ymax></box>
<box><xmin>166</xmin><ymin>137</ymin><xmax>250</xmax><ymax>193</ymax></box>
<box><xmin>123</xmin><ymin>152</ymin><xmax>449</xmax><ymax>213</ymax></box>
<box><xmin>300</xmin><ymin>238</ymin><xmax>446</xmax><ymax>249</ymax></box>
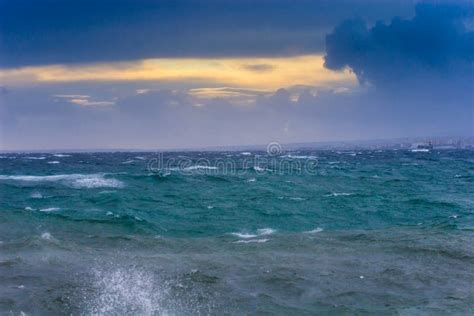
<box><xmin>411</xmin><ymin>149</ymin><xmax>429</xmax><ymax>153</ymax></box>
<box><xmin>284</xmin><ymin>154</ymin><xmax>317</xmax><ymax>159</ymax></box>
<box><xmin>257</xmin><ymin>228</ymin><xmax>276</xmax><ymax>236</ymax></box>
<box><xmin>53</xmin><ymin>154</ymin><xmax>71</xmax><ymax>157</ymax></box>
<box><xmin>241</xmin><ymin>152</ymin><xmax>252</xmax><ymax>156</ymax></box>
<box><xmin>47</xmin><ymin>161</ymin><xmax>60</xmax><ymax>164</ymax></box>
<box><xmin>24</xmin><ymin>156</ymin><xmax>46</xmax><ymax>160</ymax></box>
<box><xmin>289</xmin><ymin>197</ymin><xmax>305</xmax><ymax>201</ymax></box>
<box><xmin>121</xmin><ymin>160</ymin><xmax>135</xmax><ymax>164</ymax></box>
<box><xmin>253</xmin><ymin>166</ymin><xmax>265</xmax><ymax>172</ymax></box>
<box><xmin>231</xmin><ymin>233</ymin><xmax>258</xmax><ymax>239</ymax></box>
<box><xmin>41</xmin><ymin>232</ymin><xmax>52</xmax><ymax>240</ymax></box>
<box><xmin>30</xmin><ymin>192</ymin><xmax>43</xmax><ymax>199</ymax></box>
<box><xmin>0</xmin><ymin>174</ymin><xmax>124</xmax><ymax>189</ymax></box>
<box><xmin>134</xmin><ymin>156</ymin><xmax>146</xmax><ymax>160</ymax></box>
<box><xmin>25</xmin><ymin>207</ymin><xmax>35</xmax><ymax>211</ymax></box>
<box><xmin>235</xmin><ymin>239</ymin><xmax>268</xmax><ymax>244</ymax></box>
<box><xmin>325</xmin><ymin>192</ymin><xmax>353</xmax><ymax>197</ymax></box>
<box><xmin>247</xmin><ymin>178</ymin><xmax>256</xmax><ymax>182</ymax></box>
<box><xmin>40</xmin><ymin>207</ymin><xmax>60</xmax><ymax>212</ymax></box>
<box><xmin>183</xmin><ymin>165</ymin><xmax>218</xmax><ymax>171</ymax></box>
<box><xmin>304</xmin><ymin>227</ymin><xmax>323</xmax><ymax>234</ymax></box>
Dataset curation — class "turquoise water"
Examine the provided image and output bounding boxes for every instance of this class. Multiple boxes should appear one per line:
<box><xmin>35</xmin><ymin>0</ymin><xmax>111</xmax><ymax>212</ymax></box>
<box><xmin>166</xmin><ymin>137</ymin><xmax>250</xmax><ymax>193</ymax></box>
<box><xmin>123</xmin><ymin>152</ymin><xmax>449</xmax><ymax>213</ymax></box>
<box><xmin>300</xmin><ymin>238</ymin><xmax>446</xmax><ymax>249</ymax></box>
<box><xmin>0</xmin><ymin>149</ymin><xmax>473</xmax><ymax>314</ymax></box>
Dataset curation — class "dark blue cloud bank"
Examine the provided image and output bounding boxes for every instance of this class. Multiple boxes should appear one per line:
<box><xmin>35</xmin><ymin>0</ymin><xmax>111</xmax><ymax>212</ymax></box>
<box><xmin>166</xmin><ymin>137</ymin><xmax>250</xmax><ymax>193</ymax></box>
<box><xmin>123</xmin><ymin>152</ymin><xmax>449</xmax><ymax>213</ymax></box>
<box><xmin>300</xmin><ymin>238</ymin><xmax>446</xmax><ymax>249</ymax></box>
<box><xmin>324</xmin><ymin>2</ymin><xmax>474</xmax><ymax>86</ymax></box>
<box><xmin>322</xmin><ymin>2</ymin><xmax>473</xmax><ymax>138</ymax></box>
<box><xmin>0</xmin><ymin>0</ymin><xmax>412</xmax><ymax>67</ymax></box>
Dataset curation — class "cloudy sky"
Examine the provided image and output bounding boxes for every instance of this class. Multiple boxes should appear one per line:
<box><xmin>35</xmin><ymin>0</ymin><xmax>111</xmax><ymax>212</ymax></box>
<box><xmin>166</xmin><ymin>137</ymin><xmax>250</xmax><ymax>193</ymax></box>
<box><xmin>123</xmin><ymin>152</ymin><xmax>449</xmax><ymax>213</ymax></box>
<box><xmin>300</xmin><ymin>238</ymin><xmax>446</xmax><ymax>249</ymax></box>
<box><xmin>0</xmin><ymin>0</ymin><xmax>472</xmax><ymax>150</ymax></box>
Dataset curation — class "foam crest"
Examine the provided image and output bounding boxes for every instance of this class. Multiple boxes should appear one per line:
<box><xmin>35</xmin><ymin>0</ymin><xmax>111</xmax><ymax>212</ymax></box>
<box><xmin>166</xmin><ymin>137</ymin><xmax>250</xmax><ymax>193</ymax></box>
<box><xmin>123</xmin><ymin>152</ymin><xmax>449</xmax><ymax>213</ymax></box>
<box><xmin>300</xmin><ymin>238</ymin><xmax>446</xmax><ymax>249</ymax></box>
<box><xmin>304</xmin><ymin>227</ymin><xmax>323</xmax><ymax>234</ymax></box>
<box><xmin>234</xmin><ymin>239</ymin><xmax>268</xmax><ymax>244</ymax></box>
<box><xmin>0</xmin><ymin>173</ymin><xmax>124</xmax><ymax>188</ymax></box>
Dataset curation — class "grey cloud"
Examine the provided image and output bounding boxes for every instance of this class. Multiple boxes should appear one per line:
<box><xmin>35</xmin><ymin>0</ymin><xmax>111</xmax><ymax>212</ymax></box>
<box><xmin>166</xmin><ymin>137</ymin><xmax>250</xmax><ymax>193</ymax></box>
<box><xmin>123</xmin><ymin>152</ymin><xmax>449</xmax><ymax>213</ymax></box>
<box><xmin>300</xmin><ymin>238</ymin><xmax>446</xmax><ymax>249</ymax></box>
<box><xmin>242</xmin><ymin>64</ymin><xmax>275</xmax><ymax>73</ymax></box>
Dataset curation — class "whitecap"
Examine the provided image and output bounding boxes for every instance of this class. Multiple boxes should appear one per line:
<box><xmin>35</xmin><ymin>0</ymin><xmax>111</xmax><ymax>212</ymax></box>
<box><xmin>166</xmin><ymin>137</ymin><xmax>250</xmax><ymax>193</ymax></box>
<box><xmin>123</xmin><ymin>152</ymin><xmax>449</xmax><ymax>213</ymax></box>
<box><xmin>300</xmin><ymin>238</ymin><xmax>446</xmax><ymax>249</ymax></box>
<box><xmin>325</xmin><ymin>192</ymin><xmax>353</xmax><ymax>197</ymax></box>
<box><xmin>247</xmin><ymin>178</ymin><xmax>256</xmax><ymax>182</ymax></box>
<box><xmin>183</xmin><ymin>165</ymin><xmax>218</xmax><ymax>171</ymax></box>
<box><xmin>304</xmin><ymin>227</ymin><xmax>323</xmax><ymax>234</ymax></box>
<box><xmin>41</xmin><ymin>232</ymin><xmax>52</xmax><ymax>240</ymax></box>
<box><xmin>39</xmin><ymin>207</ymin><xmax>60</xmax><ymax>212</ymax></box>
<box><xmin>241</xmin><ymin>152</ymin><xmax>252</xmax><ymax>156</ymax></box>
<box><xmin>231</xmin><ymin>233</ymin><xmax>258</xmax><ymax>239</ymax></box>
<box><xmin>47</xmin><ymin>161</ymin><xmax>60</xmax><ymax>164</ymax></box>
<box><xmin>0</xmin><ymin>174</ymin><xmax>124</xmax><ymax>189</ymax></box>
<box><xmin>24</xmin><ymin>156</ymin><xmax>46</xmax><ymax>160</ymax></box>
<box><xmin>121</xmin><ymin>160</ymin><xmax>135</xmax><ymax>164</ymax></box>
<box><xmin>253</xmin><ymin>166</ymin><xmax>265</xmax><ymax>172</ymax></box>
<box><xmin>257</xmin><ymin>228</ymin><xmax>276</xmax><ymax>236</ymax></box>
<box><xmin>284</xmin><ymin>154</ymin><xmax>318</xmax><ymax>159</ymax></box>
<box><xmin>25</xmin><ymin>207</ymin><xmax>35</xmax><ymax>211</ymax></box>
<box><xmin>134</xmin><ymin>156</ymin><xmax>146</xmax><ymax>160</ymax></box>
<box><xmin>234</xmin><ymin>239</ymin><xmax>268</xmax><ymax>244</ymax></box>
<box><xmin>289</xmin><ymin>197</ymin><xmax>305</xmax><ymax>201</ymax></box>
<box><xmin>30</xmin><ymin>192</ymin><xmax>43</xmax><ymax>199</ymax></box>
<box><xmin>53</xmin><ymin>154</ymin><xmax>71</xmax><ymax>158</ymax></box>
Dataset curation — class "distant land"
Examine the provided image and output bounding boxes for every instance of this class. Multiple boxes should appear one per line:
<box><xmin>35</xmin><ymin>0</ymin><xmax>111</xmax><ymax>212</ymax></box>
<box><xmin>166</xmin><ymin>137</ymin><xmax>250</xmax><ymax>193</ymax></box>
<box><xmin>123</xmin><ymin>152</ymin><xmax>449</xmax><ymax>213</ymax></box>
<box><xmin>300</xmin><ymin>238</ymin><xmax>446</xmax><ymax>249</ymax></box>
<box><xmin>1</xmin><ymin>136</ymin><xmax>473</xmax><ymax>153</ymax></box>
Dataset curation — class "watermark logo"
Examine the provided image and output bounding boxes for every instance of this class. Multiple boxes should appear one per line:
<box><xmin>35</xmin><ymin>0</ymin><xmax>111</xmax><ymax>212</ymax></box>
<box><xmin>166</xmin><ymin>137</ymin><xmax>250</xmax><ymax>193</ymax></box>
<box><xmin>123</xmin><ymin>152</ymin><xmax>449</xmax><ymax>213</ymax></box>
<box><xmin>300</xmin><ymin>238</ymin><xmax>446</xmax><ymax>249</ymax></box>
<box><xmin>266</xmin><ymin>142</ymin><xmax>282</xmax><ymax>156</ymax></box>
<box><xmin>147</xmin><ymin>142</ymin><xmax>318</xmax><ymax>176</ymax></box>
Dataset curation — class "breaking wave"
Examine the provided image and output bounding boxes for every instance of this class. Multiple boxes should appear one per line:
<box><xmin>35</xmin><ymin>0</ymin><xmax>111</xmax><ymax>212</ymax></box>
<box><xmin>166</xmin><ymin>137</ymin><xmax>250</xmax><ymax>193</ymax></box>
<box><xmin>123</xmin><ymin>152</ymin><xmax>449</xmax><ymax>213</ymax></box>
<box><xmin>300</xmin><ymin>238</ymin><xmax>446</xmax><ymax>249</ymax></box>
<box><xmin>0</xmin><ymin>174</ymin><xmax>124</xmax><ymax>188</ymax></box>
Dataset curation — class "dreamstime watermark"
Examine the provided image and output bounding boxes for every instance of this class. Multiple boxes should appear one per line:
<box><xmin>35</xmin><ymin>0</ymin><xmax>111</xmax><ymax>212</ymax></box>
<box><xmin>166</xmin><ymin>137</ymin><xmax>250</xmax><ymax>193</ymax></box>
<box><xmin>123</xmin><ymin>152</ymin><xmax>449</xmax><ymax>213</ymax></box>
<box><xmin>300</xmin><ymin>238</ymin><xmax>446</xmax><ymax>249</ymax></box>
<box><xmin>147</xmin><ymin>142</ymin><xmax>319</xmax><ymax>176</ymax></box>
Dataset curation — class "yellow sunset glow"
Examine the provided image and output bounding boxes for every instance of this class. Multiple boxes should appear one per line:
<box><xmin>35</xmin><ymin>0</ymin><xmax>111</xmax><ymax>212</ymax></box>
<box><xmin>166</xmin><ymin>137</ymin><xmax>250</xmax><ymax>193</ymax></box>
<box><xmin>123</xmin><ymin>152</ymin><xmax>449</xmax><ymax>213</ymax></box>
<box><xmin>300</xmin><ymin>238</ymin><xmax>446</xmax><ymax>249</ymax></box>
<box><xmin>0</xmin><ymin>55</ymin><xmax>356</xmax><ymax>90</ymax></box>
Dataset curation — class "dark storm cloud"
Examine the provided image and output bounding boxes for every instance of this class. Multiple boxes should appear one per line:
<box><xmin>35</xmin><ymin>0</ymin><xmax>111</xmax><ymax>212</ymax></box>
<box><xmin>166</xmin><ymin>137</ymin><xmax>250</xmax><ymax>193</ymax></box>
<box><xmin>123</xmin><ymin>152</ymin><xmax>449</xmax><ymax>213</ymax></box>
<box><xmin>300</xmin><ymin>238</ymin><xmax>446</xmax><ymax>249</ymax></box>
<box><xmin>324</xmin><ymin>2</ymin><xmax>474</xmax><ymax>86</ymax></box>
<box><xmin>0</xmin><ymin>0</ymin><xmax>414</xmax><ymax>67</ymax></box>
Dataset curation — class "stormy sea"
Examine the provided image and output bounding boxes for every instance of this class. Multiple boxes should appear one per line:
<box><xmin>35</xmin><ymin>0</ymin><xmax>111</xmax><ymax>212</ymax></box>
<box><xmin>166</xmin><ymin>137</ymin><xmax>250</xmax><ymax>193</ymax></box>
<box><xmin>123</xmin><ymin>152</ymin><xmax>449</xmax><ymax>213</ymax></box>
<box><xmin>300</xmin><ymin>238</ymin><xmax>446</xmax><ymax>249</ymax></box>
<box><xmin>0</xmin><ymin>149</ymin><xmax>473</xmax><ymax>314</ymax></box>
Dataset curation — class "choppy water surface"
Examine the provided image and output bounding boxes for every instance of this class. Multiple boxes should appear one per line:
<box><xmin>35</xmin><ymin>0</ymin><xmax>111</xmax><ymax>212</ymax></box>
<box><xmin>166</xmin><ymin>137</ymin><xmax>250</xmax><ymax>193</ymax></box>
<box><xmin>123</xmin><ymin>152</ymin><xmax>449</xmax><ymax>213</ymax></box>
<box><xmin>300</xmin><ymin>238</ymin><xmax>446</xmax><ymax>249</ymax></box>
<box><xmin>1</xmin><ymin>149</ymin><xmax>473</xmax><ymax>314</ymax></box>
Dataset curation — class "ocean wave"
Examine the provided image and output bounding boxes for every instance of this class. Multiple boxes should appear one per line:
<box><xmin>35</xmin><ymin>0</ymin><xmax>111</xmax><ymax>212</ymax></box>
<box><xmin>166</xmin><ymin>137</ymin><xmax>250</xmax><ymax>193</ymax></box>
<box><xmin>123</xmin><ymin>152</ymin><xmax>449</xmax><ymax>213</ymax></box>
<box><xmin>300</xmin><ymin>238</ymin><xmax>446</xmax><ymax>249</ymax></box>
<box><xmin>282</xmin><ymin>154</ymin><xmax>318</xmax><ymax>159</ymax></box>
<box><xmin>184</xmin><ymin>165</ymin><xmax>218</xmax><ymax>171</ymax></box>
<box><xmin>257</xmin><ymin>228</ymin><xmax>276</xmax><ymax>236</ymax></box>
<box><xmin>231</xmin><ymin>233</ymin><xmax>258</xmax><ymax>239</ymax></box>
<box><xmin>234</xmin><ymin>238</ymin><xmax>268</xmax><ymax>244</ymax></box>
<box><xmin>47</xmin><ymin>161</ymin><xmax>61</xmax><ymax>164</ymax></box>
<box><xmin>231</xmin><ymin>228</ymin><xmax>275</xmax><ymax>241</ymax></box>
<box><xmin>53</xmin><ymin>154</ymin><xmax>71</xmax><ymax>157</ymax></box>
<box><xmin>325</xmin><ymin>192</ymin><xmax>354</xmax><ymax>197</ymax></box>
<box><xmin>304</xmin><ymin>227</ymin><xmax>323</xmax><ymax>234</ymax></box>
<box><xmin>0</xmin><ymin>173</ymin><xmax>124</xmax><ymax>188</ymax></box>
<box><xmin>23</xmin><ymin>156</ymin><xmax>46</xmax><ymax>160</ymax></box>
<box><xmin>39</xmin><ymin>207</ymin><xmax>60</xmax><ymax>212</ymax></box>
<box><xmin>41</xmin><ymin>232</ymin><xmax>53</xmax><ymax>240</ymax></box>
<box><xmin>289</xmin><ymin>197</ymin><xmax>306</xmax><ymax>201</ymax></box>
<box><xmin>30</xmin><ymin>192</ymin><xmax>43</xmax><ymax>199</ymax></box>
